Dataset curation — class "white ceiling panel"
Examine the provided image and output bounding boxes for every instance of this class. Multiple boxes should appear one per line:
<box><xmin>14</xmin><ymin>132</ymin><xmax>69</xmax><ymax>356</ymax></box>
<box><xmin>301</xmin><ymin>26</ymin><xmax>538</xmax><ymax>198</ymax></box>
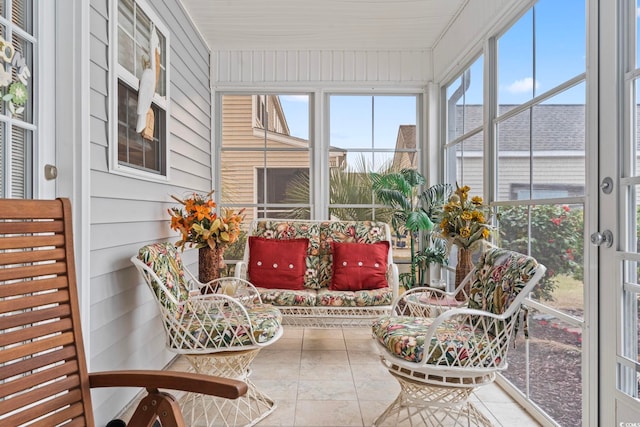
<box><xmin>181</xmin><ymin>0</ymin><xmax>468</xmax><ymax>51</ymax></box>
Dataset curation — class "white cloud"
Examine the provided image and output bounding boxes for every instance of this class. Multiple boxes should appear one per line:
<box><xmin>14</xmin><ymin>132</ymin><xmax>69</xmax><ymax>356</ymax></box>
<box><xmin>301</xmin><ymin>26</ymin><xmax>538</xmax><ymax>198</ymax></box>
<box><xmin>280</xmin><ymin>95</ymin><xmax>308</xmax><ymax>102</ymax></box>
<box><xmin>637</xmin><ymin>6</ymin><xmax>640</xmax><ymax>17</ymax></box>
<box><xmin>506</xmin><ymin>77</ymin><xmax>539</xmax><ymax>94</ymax></box>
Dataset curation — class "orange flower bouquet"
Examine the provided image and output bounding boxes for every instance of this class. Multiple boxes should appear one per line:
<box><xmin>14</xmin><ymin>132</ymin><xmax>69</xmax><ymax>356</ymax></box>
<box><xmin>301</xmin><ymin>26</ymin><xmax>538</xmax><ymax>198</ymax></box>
<box><xmin>168</xmin><ymin>190</ymin><xmax>245</xmax><ymax>251</ymax></box>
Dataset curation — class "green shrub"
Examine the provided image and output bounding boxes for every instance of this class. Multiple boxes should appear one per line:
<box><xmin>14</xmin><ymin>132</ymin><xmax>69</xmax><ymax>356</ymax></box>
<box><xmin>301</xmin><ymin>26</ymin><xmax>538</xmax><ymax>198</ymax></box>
<box><xmin>497</xmin><ymin>204</ymin><xmax>583</xmax><ymax>301</ymax></box>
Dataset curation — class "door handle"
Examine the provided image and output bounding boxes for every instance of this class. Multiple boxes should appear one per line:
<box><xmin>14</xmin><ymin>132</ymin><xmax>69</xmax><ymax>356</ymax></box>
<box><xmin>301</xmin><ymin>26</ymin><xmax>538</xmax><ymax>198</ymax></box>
<box><xmin>590</xmin><ymin>230</ymin><xmax>613</xmax><ymax>248</ymax></box>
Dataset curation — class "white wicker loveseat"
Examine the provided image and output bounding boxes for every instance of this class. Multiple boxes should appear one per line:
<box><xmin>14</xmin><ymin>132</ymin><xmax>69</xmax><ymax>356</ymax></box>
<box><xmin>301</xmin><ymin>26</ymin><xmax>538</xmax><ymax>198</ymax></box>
<box><xmin>234</xmin><ymin>219</ymin><xmax>400</xmax><ymax>327</ymax></box>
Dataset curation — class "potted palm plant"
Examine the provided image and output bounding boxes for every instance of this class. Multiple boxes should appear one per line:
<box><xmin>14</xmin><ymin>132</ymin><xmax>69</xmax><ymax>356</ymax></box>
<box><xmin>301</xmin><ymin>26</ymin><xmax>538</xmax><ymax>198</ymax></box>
<box><xmin>417</xmin><ymin>183</ymin><xmax>453</xmax><ymax>286</ymax></box>
<box><xmin>371</xmin><ymin>168</ymin><xmax>434</xmax><ymax>288</ymax></box>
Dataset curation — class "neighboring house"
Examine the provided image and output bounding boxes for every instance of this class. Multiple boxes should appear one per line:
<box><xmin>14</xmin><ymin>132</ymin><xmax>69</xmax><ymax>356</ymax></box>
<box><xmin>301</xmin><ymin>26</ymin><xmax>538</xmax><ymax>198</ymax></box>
<box><xmin>221</xmin><ymin>94</ymin><xmax>345</xmax><ymax>222</ymax></box>
<box><xmin>394</xmin><ymin>105</ymin><xmax>586</xmax><ymax>200</ymax></box>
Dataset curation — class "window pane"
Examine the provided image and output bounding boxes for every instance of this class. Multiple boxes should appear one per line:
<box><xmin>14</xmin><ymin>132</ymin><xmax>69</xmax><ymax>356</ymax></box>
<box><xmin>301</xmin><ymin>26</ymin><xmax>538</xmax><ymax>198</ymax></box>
<box><xmin>534</xmin><ymin>83</ymin><xmax>586</xmax><ymax>197</ymax></box>
<box><xmin>12</xmin><ymin>0</ymin><xmax>32</xmax><ymax>34</ymax></box>
<box><xmin>498</xmin><ymin>9</ymin><xmax>534</xmax><ymax>106</ymax></box>
<box><xmin>455</xmin><ymin>132</ymin><xmax>483</xmax><ymax>195</ymax></box>
<box><xmin>117</xmin><ymin>81</ymin><xmax>163</xmax><ymax>173</ymax></box>
<box><xmin>11</xmin><ymin>126</ymin><xmax>31</xmax><ymax>198</ymax></box>
<box><xmin>220</xmin><ymin>94</ymin><xmax>311</xmax><ymax>222</ymax></box>
<box><xmin>535</xmin><ymin>0</ymin><xmax>586</xmax><ymax>90</ymax></box>
<box><xmin>446</xmin><ymin>56</ymin><xmax>483</xmax><ymax>141</ymax></box>
<box><xmin>118</xmin><ymin>0</ymin><xmax>135</xmax><ymax>74</ymax></box>
<box><xmin>497</xmin><ymin>203</ymin><xmax>584</xmax><ymax>311</ymax></box>
<box><xmin>330</xmin><ymin>96</ymin><xmax>373</xmax><ymax>149</ymax></box>
<box><xmin>497</xmin><ymin>108</ymin><xmax>531</xmax><ymax>200</ymax></box>
<box><xmin>373</xmin><ymin>96</ymin><xmax>417</xmax><ymax>149</ymax></box>
<box><xmin>630</xmin><ymin>79</ymin><xmax>640</xmax><ymax>176</ymax></box>
<box><xmin>504</xmin><ymin>309</ymin><xmax>582</xmax><ymax>425</ymax></box>
<box><xmin>11</xmin><ymin>32</ymin><xmax>33</xmax><ymax>123</ymax></box>
<box><xmin>636</xmin><ymin>0</ymin><xmax>640</xmax><ymax>69</ymax></box>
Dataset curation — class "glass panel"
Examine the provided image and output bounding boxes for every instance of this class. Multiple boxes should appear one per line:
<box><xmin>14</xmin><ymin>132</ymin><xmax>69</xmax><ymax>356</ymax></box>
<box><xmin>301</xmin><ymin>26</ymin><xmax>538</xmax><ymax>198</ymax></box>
<box><xmin>532</xmin><ymin>83</ymin><xmax>586</xmax><ymax>198</ymax></box>
<box><xmin>455</xmin><ymin>132</ymin><xmax>483</xmax><ymax>195</ymax></box>
<box><xmin>635</xmin><ymin>79</ymin><xmax>640</xmax><ymax>177</ymax></box>
<box><xmin>330</xmin><ymin>95</ymin><xmax>373</xmax><ymax>149</ymax></box>
<box><xmin>504</xmin><ymin>309</ymin><xmax>583</xmax><ymax>425</ymax></box>
<box><xmin>11</xmin><ymin>126</ymin><xmax>31</xmax><ymax>198</ymax></box>
<box><xmin>12</xmin><ymin>0</ymin><xmax>31</xmax><ymax>34</ymax></box>
<box><xmin>619</xmin><ymin>261</ymin><xmax>640</xmax><ymax>399</ymax></box>
<box><xmin>535</xmin><ymin>0</ymin><xmax>586</xmax><ymax>90</ymax></box>
<box><xmin>446</xmin><ymin>56</ymin><xmax>483</xmax><ymax>142</ymax></box>
<box><xmin>117</xmin><ymin>81</ymin><xmax>162</xmax><ymax>173</ymax></box>
<box><xmin>330</xmin><ymin>95</ymin><xmax>417</xmax><ymax>151</ymax></box>
<box><xmin>498</xmin><ymin>9</ymin><xmax>534</xmax><ymax>107</ymax></box>
<box><xmin>277</xmin><ymin>94</ymin><xmax>309</xmax><ymax>139</ymax></box>
<box><xmin>637</xmin><ymin>0</ymin><xmax>640</xmax><ymax>70</ymax></box>
<box><xmin>156</xmin><ymin>31</ymin><xmax>166</xmax><ymax>98</ymax></box>
<box><xmin>373</xmin><ymin>96</ymin><xmax>417</xmax><ymax>149</ymax></box>
<box><xmin>134</xmin><ymin>5</ymin><xmax>151</xmax><ymax>81</ymax></box>
<box><xmin>10</xmin><ymin>32</ymin><xmax>32</xmax><ymax>123</ymax></box>
<box><xmin>329</xmin><ymin>152</ymin><xmax>375</xmax><ymax>206</ymax></box>
<box><xmin>118</xmin><ymin>0</ymin><xmax>135</xmax><ymax>74</ymax></box>
<box><xmin>220</xmin><ymin>93</ymin><xmax>311</xmax><ymax>221</ymax></box>
<box><xmin>497</xmin><ymin>108</ymin><xmax>531</xmax><ymax>201</ymax></box>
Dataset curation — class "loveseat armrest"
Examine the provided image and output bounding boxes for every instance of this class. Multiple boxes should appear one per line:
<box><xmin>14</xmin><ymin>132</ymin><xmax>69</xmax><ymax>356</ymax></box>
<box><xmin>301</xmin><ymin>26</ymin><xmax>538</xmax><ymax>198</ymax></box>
<box><xmin>388</xmin><ymin>262</ymin><xmax>400</xmax><ymax>301</ymax></box>
<box><xmin>234</xmin><ymin>260</ymin><xmax>248</xmax><ymax>280</ymax></box>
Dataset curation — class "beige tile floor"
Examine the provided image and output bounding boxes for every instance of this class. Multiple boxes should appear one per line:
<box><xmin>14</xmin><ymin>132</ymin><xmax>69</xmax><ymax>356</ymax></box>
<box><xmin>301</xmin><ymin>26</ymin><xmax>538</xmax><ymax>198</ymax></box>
<box><xmin>120</xmin><ymin>326</ymin><xmax>542</xmax><ymax>426</ymax></box>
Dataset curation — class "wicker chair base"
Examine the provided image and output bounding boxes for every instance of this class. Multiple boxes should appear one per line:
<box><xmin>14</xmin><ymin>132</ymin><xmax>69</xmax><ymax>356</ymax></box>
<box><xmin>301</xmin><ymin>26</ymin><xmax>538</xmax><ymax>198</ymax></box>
<box><xmin>373</xmin><ymin>370</ymin><xmax>493</xmax><ymax>427</ymax></box>
<box><xmin>180</xmin><ymin>350</ymin><xmax>275</xmax><ymax>427</ymax></box>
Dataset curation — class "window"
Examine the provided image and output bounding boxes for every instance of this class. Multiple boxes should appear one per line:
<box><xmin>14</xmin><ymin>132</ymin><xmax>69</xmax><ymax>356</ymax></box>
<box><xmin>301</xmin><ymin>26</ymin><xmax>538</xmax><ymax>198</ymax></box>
<box><xmin>0</xmin><ymin>0</ymin><xmax>35</xmax><ymax>198</ymax></box>
<box><xmin>112</xmin><ymin>0</ymin><xmax>169</xmax><ymax>178</ymax></box>
<box><xmin>328</xmin><ymin>95</ymin><xmax>419</xmax><ymax>222</ymax></box>
<box><xmin>444</xmin><ymin>56</ymin><xmax>484</xmax><ymax>195</ymax></box>
<box><xmin>220</xmin><ymin>94</ymin><xmax>311</xmax><ymax>222</ymax></box>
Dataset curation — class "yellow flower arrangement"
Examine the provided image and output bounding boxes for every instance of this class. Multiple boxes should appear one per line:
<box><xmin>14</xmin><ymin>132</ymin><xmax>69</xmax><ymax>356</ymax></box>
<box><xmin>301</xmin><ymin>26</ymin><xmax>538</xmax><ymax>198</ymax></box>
<box><xmin>168</xmin><ymin>190</ymin><xmax>245</xmax><ymax>251</ymax></box>
<box><xmin>440</xmin><ymin>184</ymin><xmax>492</xmax><ymax>250</ymax></box>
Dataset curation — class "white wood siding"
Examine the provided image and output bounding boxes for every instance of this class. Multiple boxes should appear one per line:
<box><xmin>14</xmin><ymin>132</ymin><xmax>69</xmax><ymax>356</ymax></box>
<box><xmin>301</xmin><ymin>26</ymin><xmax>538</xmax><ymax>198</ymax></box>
<box><xmin>89</xmin><ymin>0</ymin><xmax>210</xmax><ymax>423</ymax></box>
<box><xmin>213</xmin><ymin>50</ymin><xmax>431</xmax><ymax>85</ymax></box>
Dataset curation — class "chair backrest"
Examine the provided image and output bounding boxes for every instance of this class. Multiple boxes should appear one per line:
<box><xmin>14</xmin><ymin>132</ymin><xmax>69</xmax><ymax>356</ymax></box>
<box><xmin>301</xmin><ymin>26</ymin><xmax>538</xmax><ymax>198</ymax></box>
<box><xmin>467</xmin><ymin>247</ymin><xmax>545</xmax><ymax>317</ymax></box>
<box><xmin>0</xmin><ymin>198</ymin><xmax>96</xmax><ymax>426</ymax></box>
<box><xmin>135</xmin><ymin>242</ymin><xmax>191</xmax><ymax>312</ymax></box>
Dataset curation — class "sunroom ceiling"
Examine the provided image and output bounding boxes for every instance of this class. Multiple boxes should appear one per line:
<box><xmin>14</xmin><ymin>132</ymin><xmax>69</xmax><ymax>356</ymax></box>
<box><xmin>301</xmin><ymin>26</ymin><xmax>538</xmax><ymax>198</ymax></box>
<box><xmin>182</xmin><ymin>0</ymin><xmax>468</xmax><ymax>51</ymax></box>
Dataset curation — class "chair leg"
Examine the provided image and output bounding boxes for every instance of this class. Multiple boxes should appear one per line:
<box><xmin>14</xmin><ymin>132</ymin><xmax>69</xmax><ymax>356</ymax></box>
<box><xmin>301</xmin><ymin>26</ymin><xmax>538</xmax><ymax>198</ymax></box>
<box><xmin>179</xmin><ymin>350</ymin><xmax>276</xmax><ymax>427</ymax></box>
<box><xmin>128</xmin><ymin>389</ymin><xmax>186</xmax><ymax>427</ymax></box>
<box><xmin>373</xmin><ymin>372</ymin><xmax>494</xmax><ymax>427</ymax></box>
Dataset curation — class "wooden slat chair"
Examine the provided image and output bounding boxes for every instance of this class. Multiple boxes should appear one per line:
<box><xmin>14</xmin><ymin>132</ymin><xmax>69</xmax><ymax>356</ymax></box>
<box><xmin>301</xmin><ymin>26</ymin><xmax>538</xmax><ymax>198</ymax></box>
<box><xmin>371</xmin><ymin>248</ymin><xmax>546</xmax><ymax>426</ymax></box>
<box><xmin>0</xmin><ymin>198</ymin><xmax>247</xmax><ymax>427</ymax></box>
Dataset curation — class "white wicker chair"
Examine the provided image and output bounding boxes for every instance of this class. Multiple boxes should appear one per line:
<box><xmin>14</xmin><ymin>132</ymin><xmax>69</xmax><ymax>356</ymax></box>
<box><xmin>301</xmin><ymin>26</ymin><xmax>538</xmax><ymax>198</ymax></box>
<box><xmin>371</xmin><ymin>248</ymin><xmax>546</xmax><ymax>426</ymax></box>
<box><xmin>131</xmin><ymin>242</ymin><xmax>283</xmax><ymax>427</ymax></box>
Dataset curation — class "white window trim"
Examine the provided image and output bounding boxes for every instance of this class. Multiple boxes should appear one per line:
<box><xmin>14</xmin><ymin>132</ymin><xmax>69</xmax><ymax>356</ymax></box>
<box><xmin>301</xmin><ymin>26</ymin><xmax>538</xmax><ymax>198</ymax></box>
<box><xmin>108</xmin><ymin>0</ymin><xmax>170</xmax><ymax>182</ymax></box>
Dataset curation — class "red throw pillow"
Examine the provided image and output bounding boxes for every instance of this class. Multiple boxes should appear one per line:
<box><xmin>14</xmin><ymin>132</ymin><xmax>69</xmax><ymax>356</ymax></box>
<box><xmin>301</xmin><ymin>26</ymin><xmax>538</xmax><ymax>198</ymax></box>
<box><xmin>330</xmin><ymin>241</ymin><xmax>389</xmax><ymax>291</ymax></box>
<box><xmin>248</xmin><ymin>237</ymin><xmax>309</xmax><ymax>290</ymax></box>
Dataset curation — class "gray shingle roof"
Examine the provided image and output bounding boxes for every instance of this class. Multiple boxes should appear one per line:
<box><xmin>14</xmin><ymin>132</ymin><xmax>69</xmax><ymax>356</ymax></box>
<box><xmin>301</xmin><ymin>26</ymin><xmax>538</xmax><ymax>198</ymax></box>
<box><xmin>452</xmin><ymin>104</ymin><xmax>585</xmax><ymax>151</ymax></box>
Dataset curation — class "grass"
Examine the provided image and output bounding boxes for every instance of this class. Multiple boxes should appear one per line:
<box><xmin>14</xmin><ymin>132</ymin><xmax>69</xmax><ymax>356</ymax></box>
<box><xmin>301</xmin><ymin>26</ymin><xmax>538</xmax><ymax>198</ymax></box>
<box><xmin>544</xmin><ymin>274</ymin><xmax>584</xmax><ymax>314</ymax></box>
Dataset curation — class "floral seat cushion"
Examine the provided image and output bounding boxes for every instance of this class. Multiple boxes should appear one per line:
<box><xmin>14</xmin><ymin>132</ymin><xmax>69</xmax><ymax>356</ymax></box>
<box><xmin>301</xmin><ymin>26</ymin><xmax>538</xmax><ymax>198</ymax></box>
<box><xmin>317</xmin><ymin>288</ymin><xmax>393</xmax><ymax>307</ymax></box>
<box><xmin>257</xmin><ymin>288</ymin><xmax>317</xmax><ymax>307</ymax></box>
<box><xmin>175</xmin><ymin>303</ymin><xmax>283</xmax><ymax>351</ymax></box>
<box><xmin>372</xmin><ymin>315</ymin><xmax>498</xmax><ymax>367</ymax></box>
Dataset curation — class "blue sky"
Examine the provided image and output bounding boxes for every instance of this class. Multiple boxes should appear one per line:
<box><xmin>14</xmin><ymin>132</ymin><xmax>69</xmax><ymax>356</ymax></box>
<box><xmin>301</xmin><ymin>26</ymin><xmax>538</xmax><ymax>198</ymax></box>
<box><xmin>280</xmin><ymin>0</ymin><xmax>586</xmax><ymax>151</ymax></box>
